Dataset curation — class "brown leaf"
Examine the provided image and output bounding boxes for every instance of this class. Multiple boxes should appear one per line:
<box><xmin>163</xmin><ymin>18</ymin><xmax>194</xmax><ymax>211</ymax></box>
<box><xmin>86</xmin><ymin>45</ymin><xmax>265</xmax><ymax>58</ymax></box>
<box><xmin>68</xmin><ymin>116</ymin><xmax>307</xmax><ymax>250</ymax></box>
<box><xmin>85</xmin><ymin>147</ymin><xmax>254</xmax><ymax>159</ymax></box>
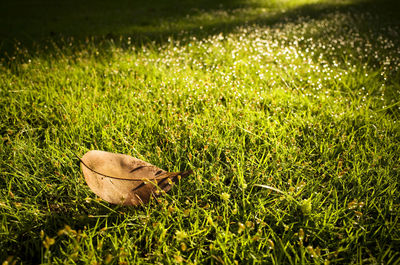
<box><xmin>79</xmin><ymin>150</ymin><xmax>192</xmax><ymax>206</ymax></box>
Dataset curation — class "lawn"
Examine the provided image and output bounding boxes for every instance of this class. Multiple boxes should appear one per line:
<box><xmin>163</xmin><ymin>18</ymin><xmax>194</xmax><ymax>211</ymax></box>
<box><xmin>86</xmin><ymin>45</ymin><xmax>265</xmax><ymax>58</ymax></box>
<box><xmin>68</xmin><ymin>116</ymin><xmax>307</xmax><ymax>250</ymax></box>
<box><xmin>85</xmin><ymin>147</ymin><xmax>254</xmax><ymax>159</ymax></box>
<box><xmin>1</xmin><ymin>0</ymin><xmax>400</xmax><ymax>264</ymax></box>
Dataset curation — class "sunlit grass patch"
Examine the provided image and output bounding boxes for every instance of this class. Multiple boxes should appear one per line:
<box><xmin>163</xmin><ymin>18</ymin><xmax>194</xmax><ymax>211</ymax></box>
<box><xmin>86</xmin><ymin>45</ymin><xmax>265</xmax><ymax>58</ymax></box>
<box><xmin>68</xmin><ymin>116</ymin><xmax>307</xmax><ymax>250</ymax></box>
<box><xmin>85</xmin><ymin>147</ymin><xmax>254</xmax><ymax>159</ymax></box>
<box><xmin>1</xmin><ymin>0</ymin><xmax>400</xmax><ymax>264</ymax></box>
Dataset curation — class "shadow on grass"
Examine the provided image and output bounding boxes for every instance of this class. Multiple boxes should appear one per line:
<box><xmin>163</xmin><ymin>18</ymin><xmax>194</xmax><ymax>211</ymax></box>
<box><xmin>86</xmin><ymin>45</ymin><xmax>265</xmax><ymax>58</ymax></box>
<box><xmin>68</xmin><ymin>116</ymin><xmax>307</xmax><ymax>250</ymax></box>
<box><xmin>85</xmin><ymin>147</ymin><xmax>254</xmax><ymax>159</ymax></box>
<box><xmin>2</xmin><ymin>201</ymin><xmax>147</xmax><ymax>264</ymax></box>
<box><xmin>0</xmin><ymin>0</ymin><xmax>399</xmax><ymax>58</ymax></box>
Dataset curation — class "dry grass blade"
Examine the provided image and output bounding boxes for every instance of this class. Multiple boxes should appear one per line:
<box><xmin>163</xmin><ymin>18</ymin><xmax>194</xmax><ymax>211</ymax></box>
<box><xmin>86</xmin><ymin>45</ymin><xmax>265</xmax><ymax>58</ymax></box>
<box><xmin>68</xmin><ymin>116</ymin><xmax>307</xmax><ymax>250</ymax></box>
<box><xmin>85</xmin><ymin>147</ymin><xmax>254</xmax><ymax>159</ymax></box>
<box><xmin>254</xmin><ymin>184</ymin><xmax>285</xmax><ymax>194</ymax></box>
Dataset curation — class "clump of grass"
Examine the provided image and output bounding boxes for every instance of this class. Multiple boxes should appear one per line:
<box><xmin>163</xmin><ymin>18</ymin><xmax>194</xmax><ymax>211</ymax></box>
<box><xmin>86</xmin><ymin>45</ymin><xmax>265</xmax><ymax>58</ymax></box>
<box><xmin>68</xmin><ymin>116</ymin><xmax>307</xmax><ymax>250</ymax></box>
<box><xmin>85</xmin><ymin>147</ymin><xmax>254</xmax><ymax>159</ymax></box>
<box><xmin>1</xmin><ymin>0</ymin><xmax>400</xmax><ymax>264</ymax></box>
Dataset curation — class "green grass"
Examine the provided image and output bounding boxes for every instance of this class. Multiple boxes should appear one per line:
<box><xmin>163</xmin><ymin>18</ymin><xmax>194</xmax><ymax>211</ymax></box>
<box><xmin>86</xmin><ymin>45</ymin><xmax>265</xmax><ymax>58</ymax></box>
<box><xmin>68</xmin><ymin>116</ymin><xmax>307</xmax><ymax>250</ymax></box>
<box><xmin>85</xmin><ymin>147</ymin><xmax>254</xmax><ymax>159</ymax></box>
<box><xmin>1</xmin><ymin>0</ymin><xmax>400</xmax><ymax>264</ymax></box>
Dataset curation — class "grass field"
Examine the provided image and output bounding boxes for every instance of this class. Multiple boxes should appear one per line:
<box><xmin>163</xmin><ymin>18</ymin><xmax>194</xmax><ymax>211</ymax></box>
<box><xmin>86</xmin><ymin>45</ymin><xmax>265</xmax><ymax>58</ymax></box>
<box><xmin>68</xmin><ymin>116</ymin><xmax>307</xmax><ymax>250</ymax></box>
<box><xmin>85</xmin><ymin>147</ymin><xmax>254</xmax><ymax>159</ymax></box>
<box><xmin>1</xmin><ymin>0</ymin><xmax>400</xmax><ymax>264</ymax></box>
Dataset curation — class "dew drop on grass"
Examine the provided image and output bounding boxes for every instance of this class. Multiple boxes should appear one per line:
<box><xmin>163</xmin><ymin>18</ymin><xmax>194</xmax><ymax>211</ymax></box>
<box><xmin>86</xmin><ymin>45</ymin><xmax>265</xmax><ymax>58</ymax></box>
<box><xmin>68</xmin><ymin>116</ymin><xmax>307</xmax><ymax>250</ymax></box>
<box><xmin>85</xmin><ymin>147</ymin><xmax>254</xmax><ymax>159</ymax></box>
<box><xmin>267</xmin><ymin>239</ymin><xmax>275</xmax><ymax>250</ymax></box>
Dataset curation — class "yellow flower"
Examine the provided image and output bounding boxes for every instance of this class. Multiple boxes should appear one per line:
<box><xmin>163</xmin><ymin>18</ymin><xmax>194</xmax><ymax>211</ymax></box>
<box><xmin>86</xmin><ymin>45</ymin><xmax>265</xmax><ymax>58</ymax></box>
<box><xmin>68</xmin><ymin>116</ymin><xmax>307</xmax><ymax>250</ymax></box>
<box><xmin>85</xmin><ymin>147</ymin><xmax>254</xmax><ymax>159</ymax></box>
<box><xmin>175</xmin><ymin>230</ymin><xmax>187</xmax><ymax>241</ymax></box>
<box><xmin>221</xmin><ymin>192</ymin><xmax>230</xmax><ymax>201</ymax></box>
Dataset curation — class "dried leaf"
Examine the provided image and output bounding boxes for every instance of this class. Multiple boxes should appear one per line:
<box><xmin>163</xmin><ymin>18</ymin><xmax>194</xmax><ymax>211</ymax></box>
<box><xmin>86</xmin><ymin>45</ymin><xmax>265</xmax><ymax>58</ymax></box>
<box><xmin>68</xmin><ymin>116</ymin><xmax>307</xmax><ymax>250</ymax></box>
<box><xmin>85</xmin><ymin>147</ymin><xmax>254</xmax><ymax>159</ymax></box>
<box><xmin>79</xmin><ymin>150</ymin><xmax>192</xmax><ymax>206</ymax></box>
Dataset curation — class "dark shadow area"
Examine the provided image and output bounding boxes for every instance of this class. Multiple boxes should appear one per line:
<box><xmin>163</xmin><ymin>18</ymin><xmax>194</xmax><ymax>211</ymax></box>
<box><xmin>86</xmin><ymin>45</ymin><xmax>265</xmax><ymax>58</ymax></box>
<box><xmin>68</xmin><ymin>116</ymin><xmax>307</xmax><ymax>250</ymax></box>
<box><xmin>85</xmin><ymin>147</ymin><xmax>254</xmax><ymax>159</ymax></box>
<box><xmin>0</xmin><ymin>0</ymin><xmax>246</xmax><ymax>39</ymax></box>
<box><xmin>0</xmin><ymin>201</ymin><xmax>149</xmax><ymax>264</ymax></box>
<box><xmin>0</xmin><ymin>0</ymin><xmax>399</xmax><ymax>58</ymax></box>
